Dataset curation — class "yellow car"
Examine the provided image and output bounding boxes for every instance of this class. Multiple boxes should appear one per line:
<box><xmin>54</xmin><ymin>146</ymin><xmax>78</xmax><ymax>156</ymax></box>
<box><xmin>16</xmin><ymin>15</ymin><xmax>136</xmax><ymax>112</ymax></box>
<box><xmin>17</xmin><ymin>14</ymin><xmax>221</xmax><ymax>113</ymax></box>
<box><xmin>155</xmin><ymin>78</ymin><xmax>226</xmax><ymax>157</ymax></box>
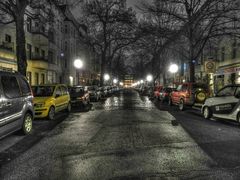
<box><xmin>32</xmin><ymin>84</ymin><xmax>71</xmax><ymax>120</ymax></box>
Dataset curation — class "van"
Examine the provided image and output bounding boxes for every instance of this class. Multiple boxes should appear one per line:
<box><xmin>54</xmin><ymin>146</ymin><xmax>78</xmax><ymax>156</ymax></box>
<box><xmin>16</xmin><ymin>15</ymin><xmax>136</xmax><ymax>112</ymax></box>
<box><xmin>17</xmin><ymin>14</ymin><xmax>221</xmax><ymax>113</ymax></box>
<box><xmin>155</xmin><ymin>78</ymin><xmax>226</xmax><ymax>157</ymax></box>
<box><xmin>0</xmin><ymin>71</ymin><xmax>34</xmax><ymax>138</ymax></box>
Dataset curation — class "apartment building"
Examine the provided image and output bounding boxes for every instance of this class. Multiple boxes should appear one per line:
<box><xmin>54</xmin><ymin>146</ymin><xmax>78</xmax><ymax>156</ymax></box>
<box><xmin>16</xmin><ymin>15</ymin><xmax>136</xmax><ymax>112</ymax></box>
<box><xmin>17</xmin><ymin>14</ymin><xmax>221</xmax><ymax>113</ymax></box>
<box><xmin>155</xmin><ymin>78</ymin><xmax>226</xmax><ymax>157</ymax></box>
<box><xmin>0</xmin><ymin>1</ymin><xmax>91</xmax><ymax>86</ymax></box>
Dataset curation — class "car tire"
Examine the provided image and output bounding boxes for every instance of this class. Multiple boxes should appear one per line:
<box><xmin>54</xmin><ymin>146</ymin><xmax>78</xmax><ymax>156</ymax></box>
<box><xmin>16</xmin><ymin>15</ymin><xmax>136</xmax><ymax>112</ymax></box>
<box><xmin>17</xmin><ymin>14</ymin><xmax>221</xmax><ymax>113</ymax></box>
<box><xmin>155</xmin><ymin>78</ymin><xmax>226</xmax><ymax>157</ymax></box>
<box><xmin>48</xmin><ymin>106</ymin><xmax>55</xmax><ymax>120</ymax></box>
<box><xmin>203</xmin><ymin>107</ymin><xmax>212</xmax><ymax>119</ymax></box>
<box><xmin>179</xmin><ymin>99</ymin><xmax>184</xmax><ymax>111</ymax></box>
<box><xmin>236</xmin><ymin>113</ymin><xmax>240</xmax><ymax>124</ymax></box>
<box><xmin>21</xmin><ymin>113</ymin><xmax>33</xmax><ymax>135</ymax></box>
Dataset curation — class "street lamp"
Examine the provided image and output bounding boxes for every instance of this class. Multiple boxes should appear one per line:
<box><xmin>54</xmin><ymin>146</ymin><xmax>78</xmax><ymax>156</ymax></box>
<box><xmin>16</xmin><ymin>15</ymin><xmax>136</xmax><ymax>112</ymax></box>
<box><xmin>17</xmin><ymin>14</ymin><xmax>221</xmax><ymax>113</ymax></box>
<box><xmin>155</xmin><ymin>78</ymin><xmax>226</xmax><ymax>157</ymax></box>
<box><xmin>169</xmin><ymin>64</ymin><xmax>178</xmax><ymax>73</ymax></box>
<box><xmin>113</xmin><ymin>78</ymin><xmax>118</xmax><ymax>84</ymax></box>
<box><xmin>74</xmin><ymin>59</ymin><xmax>83</xmax><ymax>85</ymax></box>
<box><xmin>140</xmin><ymin>80</ymin><xmax>144</xmax><ymax>84</ymax></box>
<box><xmin>146</xmin><ymin>75</ymin><xmax>153</xmax><ymax>82</ymax></box>
<box><xmin>168</xmin><ymin>64</ymin><xmax>178</xmax><ymax>86</ymax></box>
<box><xmin>104</xmin><ymin>74</ymin><xmax>110</xmax><ymax>81</ymax></box>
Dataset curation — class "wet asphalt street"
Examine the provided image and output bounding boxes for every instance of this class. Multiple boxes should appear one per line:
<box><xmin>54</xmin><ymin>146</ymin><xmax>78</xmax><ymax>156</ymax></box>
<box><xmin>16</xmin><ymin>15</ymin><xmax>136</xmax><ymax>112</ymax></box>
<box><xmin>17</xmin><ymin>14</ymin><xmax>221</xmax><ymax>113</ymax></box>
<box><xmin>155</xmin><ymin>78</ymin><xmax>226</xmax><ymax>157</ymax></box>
<box><xmin>1</xmin><ymin>89</ymin><xmax>240</xmax><ymax>179</ymax></box>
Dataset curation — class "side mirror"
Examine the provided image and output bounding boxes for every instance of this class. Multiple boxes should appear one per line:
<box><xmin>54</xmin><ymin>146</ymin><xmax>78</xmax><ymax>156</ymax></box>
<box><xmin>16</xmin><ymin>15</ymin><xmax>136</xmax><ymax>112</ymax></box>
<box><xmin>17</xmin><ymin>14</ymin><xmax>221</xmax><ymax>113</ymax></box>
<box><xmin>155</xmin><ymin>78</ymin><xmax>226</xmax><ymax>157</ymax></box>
<box><xmin>55</xmin><ymin>94</ymin><xmax>60</xmax><ymax>98</ymax></box>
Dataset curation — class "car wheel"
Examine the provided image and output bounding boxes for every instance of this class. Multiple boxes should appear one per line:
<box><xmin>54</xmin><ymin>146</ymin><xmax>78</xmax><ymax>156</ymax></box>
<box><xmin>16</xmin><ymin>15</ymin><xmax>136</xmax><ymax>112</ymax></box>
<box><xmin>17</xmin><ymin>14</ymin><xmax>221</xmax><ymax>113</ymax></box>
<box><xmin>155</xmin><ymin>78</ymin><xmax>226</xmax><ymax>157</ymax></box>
<box><xmin>179</xmin><ymin>99</ymin><xmax>184</xmax><ymax>111</ymax></box>
<box><xmin>203</xmin><ymin>107</ymin><xmax>212</xmax><ymax>119</ymax></box>
<box><xmin>48</xmin><ymin>106</ymin><xmax>55</xmax><ymax>120</ymax></box>
<box><xmin>236</xmin><ymin>113</ymin><xmax>240</xmax><ymax>124</ymax></box>
<box><xmin>21</xmin><ymin>113</ymin><xmax>33</xmax><ymax>135</ymax></box>
<box><xmin>66</xmin><ymin>102</ymin><xmax>71</xmax><ymax>113</ymax></box>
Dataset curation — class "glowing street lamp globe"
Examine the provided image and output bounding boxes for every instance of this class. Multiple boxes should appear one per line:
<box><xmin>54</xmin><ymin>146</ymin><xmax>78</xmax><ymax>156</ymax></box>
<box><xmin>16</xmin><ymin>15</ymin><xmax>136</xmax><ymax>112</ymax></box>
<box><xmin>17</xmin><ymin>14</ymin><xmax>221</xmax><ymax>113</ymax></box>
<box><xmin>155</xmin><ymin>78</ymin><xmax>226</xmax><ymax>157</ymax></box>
<box><xmin>74</xmin><ymin>59</ymin><xmax>83</xmax><ymax>69</ymax></box>
<box><xmin>104</xmin><ymin>74</ymin><xmax>110</xmax><ymax>81</ymax></box>
<box><xmin>113</xmin><ymin>78</ymin><xmax>118</xmax><ymax>84</ymax></box>
<box><xmin>146</xmin><ymin>75</ymin><xmax>153</xmax><ymax>82</ymax></box>
<box><xmin>169</xmin><ymin>64</ymin><xmax>178</xmax><ymax>73</ymax></box>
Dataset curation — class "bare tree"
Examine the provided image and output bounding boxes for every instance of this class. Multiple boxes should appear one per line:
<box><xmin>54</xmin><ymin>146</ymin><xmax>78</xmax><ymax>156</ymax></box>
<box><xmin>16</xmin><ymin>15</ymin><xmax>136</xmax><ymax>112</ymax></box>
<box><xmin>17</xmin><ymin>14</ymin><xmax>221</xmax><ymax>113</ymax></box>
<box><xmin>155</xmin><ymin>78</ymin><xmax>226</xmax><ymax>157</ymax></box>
<box><xmin>141</xmin><ymin>0</ymin><xmax>240</xmax><ymax>82</ymax></box>
<box><xmin>0</xmin><ymin>0</ymin><xmax>54</xmax><ymax>76</ymax></box>
<box><xmin>80</xmin><ymin>0</ymin><xmax>137</xmax><ymax>86</ymax></box>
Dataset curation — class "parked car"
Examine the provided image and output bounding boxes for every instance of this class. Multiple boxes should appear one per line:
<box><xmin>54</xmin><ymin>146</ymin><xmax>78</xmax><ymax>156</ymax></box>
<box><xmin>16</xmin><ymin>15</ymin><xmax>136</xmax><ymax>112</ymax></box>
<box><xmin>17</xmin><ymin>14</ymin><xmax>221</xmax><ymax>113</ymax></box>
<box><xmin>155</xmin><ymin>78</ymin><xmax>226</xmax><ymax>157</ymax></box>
<box><xmin>68</xmin><ymin>86</ymin><xmax>90</xmax><ymax>108</ymax></box>
<box><xmin>169</xmin><ymin>82</ymin><xmax>209</xmax><ymax>110</ymax></box>
<box><xmin>202</xmin><ymin>85</ymin><xmax>240</xmax><ymax>122</ymax></box>
<box><xmin>0</xmin><ymin>71</ymin><xmax>34</xmax><ymax>138</ymax></box>
<box><xmin>154</xmin><ymin>85</ymin><xmax>163</xmax><ymax>99</ymax></box>
<box><xmin>32</xmin><ymin>84</ymin><xmax>71</xmax><ymax>120</ymax></box>
<box><xmin>159</xmin><ymin>87</ymin><xmax>176</xmax><ymax>102</ymax></box>
<box><xmin>86</xmin><ymin>86</ymin><xmax>101</xmax><ymax>101</ymax></box>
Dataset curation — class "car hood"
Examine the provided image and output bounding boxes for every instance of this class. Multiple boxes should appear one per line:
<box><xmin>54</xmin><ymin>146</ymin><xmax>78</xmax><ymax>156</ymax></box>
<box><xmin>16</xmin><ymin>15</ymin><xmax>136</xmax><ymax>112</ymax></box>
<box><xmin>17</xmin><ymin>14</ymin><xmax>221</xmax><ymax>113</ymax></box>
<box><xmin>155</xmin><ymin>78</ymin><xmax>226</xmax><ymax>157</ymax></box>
<box><xmin>205</xmin><ymin>96</ymin><xmax>238</xmax><ymax>106</ymax></box>
<box><xmin>33</xmin><ymin>97</ymin><xmax>53</xmax><ymax>104</ymax></box>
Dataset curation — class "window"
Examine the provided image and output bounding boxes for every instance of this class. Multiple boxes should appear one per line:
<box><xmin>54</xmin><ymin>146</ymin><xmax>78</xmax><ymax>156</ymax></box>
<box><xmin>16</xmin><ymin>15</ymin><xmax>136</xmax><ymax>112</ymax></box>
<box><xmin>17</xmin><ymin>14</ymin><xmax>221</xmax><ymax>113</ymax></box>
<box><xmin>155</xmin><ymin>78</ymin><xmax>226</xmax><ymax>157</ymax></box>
<box><xmin>27</xmin><ymin>17</ymin><xmax>32</xmax><ymax>32</ymax></box>
<box><xmin>217</xmin><ymin>86</ymin><xmax>236</xmax><ymax>97</ymax></box>
<box><xmin>40</xmin><ymin>74</ymin><xmax>45</xmax><ymax>85</ymax></box>
<box><xmin>27</xmin><ymin>44</ymin><xmax>32</xmax><ymax>59</ymax></box>
<box><xmin>5</xmin><ymin>34</ymin><xmax>11</xmax><ymax>43</ymax></box>
<box><xmin>177</xmin><ymin>85</ymin><xmax>182</xmax><ymax>91</ymax></box>
<box><xmin>35</xmin><ymin>73</ymin><xmax>39</xmax><ymax>85</ymax></box>
<box><xmin>182</xmin><ymin>84</ymin><xmax>188</xmax><ymax>91</ymax></box>
<box><xmin>65</xmin><ymin>41</ymin><xmax>68</xmax><ymax>51</ymax></box>
<box><xmin>41</xmin><ymin>50</ymin><xmax>45</xmax><ymax>58</ymax></box>
<box><xmin>35</xmin><ymin>47</ymin><xmax>39</xmax><ymax>55</ymax></box>
<box><xmin>18</xmin><ymin>77</ymin><xmax>31</xmax><ymax>96</ymax></box>
<box><xmin>55</xmin><ymin>87</ymin><xmax>62</xmax><ymax>97</ymax></box>
<box><xmin>48</xmin><ymin>51</ymin><xmax>54</xmax><ymax>63</ymax></box>
<box><xmin>65</xmin><ymin>25</ymin><xmax>68</xmax><ymax>34</ymax></box>
<box><xmin>61</xmin><ymin>86</ymin><xmax>68</xmax><ymax>95</ymax></box>
<box><xmin>221</xmin><ymin>47</ymin><xmax>225</xmax><ymax>61</ymax></box>
<box><xmin>1</xmin><ymin>76</ymin><xmax>21</xmax><ymax>98</ymax></box>
<box><xmin>232</xmin><ymin>39</ymin><xmax>237</xmax><ymax>59</ymax></box>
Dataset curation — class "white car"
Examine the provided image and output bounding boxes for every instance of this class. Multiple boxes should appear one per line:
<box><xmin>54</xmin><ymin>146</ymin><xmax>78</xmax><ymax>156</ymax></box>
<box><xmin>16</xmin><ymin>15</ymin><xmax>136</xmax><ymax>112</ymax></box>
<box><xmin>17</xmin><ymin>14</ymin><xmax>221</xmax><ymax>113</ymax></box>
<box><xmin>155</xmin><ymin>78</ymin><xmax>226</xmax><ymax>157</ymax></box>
<box><xmin>202</xmin><ymin>85</ymin><xmax>240</xmax><ymax>122</ymax></box>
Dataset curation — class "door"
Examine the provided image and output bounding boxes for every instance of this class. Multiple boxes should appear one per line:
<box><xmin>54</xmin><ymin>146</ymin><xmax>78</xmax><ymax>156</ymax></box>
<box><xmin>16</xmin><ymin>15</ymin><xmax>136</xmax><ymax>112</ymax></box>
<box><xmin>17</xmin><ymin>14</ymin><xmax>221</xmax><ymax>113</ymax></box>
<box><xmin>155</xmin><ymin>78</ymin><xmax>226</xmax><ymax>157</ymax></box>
<box><xmin>54</xmin><ymin>86</ymin><xmax>63</xmax><ymax>112</ymax></box>
<box><xmin>0</xmin><ymin>75</ymin><xmax>23</xmax><ymax>136</ymax></box>
<box><xmin>213</xmin><ymin>86</ymin><xmax>238</xmax><ymax>115</ymax></box>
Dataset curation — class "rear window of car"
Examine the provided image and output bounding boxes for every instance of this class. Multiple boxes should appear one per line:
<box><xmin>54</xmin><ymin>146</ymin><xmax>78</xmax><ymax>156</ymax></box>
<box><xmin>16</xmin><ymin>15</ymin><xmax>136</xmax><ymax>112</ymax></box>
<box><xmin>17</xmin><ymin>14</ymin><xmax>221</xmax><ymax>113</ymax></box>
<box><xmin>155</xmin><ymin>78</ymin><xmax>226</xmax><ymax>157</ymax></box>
<box><xmin>69</xmin><ymin>87</ymin><xmax>84</xmax><ymax>95</ymax></box>
<box><xmin>18</xmin><ymin>76</ymin><xmax>31</xmax><ymax>96</ymax></box>
<box><xmin>1</xmin><ymin>76</ymin><xmax>21</xmax><ymax>98</ymax></box>
<box><xmin>32</xmin><ymin>86</ymin><xmax>55</xmax><ymax>97</ymax></box>
<box><xmin>192</xmin><ymin>84</ymin><xmax>208</xmax><ymax>91</ymax></box>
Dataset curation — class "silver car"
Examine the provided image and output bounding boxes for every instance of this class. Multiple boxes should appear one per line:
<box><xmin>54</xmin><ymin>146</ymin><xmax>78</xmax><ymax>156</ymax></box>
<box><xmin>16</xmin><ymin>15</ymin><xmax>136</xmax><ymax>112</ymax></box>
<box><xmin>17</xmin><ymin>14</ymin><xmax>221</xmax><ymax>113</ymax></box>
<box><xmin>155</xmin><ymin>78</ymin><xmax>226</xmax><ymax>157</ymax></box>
<box><xmin>202</xmin><ymin>85</ymin><xmax>240</xmax><ymax>122</ymax></box>
<box><xmin>0</xmin><ymin>71</ymin><xmax>34</xmax><ymax>139</ymax></box>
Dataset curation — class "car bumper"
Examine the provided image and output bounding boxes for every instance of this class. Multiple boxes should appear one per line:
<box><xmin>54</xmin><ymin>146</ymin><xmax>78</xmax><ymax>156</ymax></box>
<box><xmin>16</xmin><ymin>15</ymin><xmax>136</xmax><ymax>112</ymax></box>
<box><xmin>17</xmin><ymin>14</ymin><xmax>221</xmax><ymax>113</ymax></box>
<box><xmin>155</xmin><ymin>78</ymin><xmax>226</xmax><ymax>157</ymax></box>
<box><xmin>34</xmin><ymin>107</ymin><xmax>49</xmax><ymax>118</ymax></box>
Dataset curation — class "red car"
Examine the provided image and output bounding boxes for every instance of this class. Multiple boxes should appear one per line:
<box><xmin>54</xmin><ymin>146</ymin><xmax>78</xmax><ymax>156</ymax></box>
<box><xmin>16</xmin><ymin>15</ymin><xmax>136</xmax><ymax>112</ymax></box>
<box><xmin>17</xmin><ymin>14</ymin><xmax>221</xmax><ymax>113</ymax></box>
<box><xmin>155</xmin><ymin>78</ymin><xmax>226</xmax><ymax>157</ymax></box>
<box><xmin>159</xmin><ymin>87</ymin><xmax>176</xmax><ymax>102</ymax></box>
<box><xmin>168</xmin><ymin>83</ymin><xmax>209</xmax><ymax>111</ymax></box>
<box><xmin>153</xmin><ymin>85</ymin><xmax>163</xmax><ymax>99</ymax></box>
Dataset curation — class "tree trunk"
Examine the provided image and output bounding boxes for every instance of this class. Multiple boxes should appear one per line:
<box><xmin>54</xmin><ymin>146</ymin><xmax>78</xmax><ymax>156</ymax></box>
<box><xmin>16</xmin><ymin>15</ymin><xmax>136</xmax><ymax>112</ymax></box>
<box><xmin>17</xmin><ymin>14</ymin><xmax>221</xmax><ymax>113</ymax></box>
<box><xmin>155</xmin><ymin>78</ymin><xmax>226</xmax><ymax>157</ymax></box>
<box><xmin>100</xmin><ymin>52</ymin><xmax>106</xmax><ymax>86</ymax></box>
<box><xmin>16</xmin><ymin>2</ymin><xmax>27</xmax><ymax>76</ymax></box>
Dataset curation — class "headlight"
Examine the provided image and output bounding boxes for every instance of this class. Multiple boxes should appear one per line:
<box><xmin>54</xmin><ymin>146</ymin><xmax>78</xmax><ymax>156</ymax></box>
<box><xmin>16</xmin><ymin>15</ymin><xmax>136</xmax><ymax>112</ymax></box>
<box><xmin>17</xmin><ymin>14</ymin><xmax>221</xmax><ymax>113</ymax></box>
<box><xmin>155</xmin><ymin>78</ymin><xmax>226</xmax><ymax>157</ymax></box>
<box><xmin>35</xmin><ymin>103</ymin><xmax>45</xmax><ymax>108</ymax></box>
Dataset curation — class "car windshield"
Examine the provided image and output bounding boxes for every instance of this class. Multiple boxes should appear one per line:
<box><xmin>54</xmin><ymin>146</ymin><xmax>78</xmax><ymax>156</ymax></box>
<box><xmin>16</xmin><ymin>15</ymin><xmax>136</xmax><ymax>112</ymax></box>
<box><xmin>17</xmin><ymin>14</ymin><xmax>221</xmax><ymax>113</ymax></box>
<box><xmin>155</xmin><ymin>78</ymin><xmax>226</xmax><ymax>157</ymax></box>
<box><xmin>69</xmin><ymin>87</ymin><xmax>85</xmax><ymax>96</ymax></box>
<box><xmin>32</xmin><ymin>86</ymin><xmax>55</xmax><ymax>97</ymax></box>
<box><xmin>217</xmin><ymin>86</ymin><xmax>237</xmax><ymax>97</ymax></box>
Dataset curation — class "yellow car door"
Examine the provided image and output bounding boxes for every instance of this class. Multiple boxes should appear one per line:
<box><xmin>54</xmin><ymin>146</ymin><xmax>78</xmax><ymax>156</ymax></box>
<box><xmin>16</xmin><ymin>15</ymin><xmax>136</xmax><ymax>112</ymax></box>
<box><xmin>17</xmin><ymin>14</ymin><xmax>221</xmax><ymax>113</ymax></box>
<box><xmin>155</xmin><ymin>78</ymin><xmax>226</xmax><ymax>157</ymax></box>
<box><xmin>54</xmin><ymin>86</ymin><xmax>63</xmax><ymax>112</ymax></box>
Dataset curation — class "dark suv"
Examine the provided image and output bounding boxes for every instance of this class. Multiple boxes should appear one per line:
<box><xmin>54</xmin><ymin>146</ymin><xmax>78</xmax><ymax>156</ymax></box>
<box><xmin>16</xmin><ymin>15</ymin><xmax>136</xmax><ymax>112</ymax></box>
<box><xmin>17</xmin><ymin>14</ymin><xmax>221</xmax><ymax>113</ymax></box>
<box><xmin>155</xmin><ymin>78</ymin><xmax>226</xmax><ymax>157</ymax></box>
<box><xmin>0</xmin><ymin>71</ymin><xmax>34</xmax><ymax>138</ymax></box>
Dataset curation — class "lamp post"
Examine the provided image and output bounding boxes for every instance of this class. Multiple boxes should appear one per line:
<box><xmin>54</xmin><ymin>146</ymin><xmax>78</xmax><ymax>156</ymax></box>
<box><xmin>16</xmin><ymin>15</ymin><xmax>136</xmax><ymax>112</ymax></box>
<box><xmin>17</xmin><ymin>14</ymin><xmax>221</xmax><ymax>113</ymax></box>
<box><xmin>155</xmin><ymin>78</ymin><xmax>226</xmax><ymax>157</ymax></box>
<box><xmin>146</xmin><ymin>75</ymin><xmax>153</xmax><ymax>83</ymax></box>
<box><xmin>168</xmin><ymin>64</ymin><xmax>178</xmax><ymax>87</ymax></box>
<box><xmin>104</xmin><ymin>74</ymin><xmax>110</xmax><ymax>85</ymax></box>
<box><xmin>74</xmin><ymin>59</ymin><xmax>83</xmax><ymax>85</ymax></box>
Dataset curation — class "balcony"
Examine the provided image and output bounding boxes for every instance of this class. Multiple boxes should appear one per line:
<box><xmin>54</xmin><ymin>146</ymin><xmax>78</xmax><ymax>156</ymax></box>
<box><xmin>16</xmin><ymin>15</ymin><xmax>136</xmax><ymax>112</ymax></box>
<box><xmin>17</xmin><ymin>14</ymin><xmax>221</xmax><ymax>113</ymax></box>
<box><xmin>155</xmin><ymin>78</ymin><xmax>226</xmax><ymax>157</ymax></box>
<box><xmin>28</xmin><ymin>53</ymin><xmax>48</xmax><ymax>62</ymax></box>
<box><xmin>0</xmin><ymin>42</ymin><xmax>14</xmax><ymax>52</ymax></box>
<box><xmin>30</xmin><ymin>26</ymin><xmax>48</xmax><ymax>38</ymax></box>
